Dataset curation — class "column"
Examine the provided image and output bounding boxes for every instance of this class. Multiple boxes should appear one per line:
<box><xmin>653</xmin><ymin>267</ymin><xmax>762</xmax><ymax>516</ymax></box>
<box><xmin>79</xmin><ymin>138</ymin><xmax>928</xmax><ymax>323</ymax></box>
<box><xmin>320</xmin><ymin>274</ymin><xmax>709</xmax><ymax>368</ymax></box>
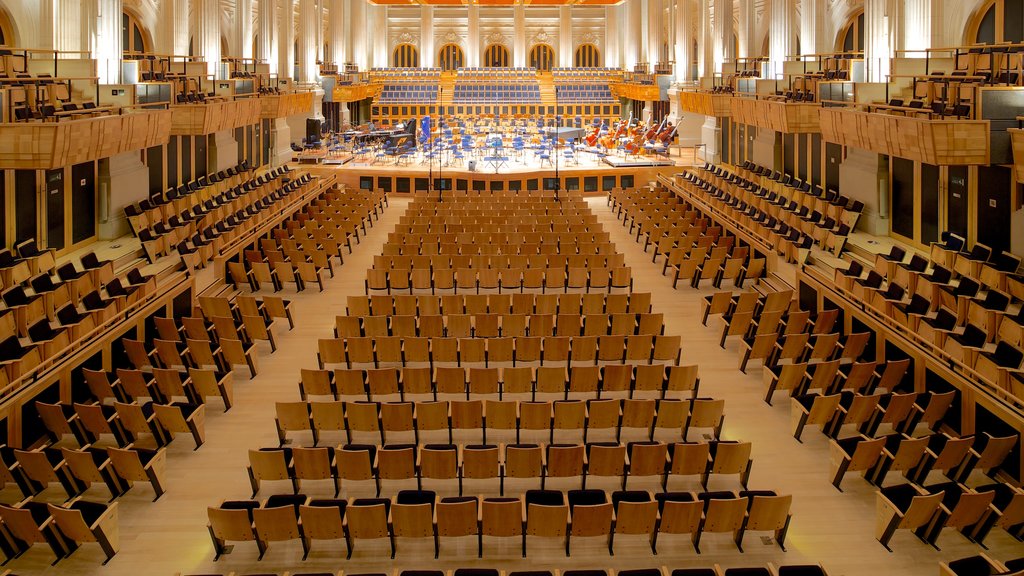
<box><xmin>421</xmin><ymin>6</ymin><xmax>435</xmax><ymax>68</ymax></box>
<box><xmin>514</xmin><ymin>5</ymin><xmax>526</xmax><ymax>67</ymax></box>
<box><xmin>696</xmin><ymin>0</ymin><xmax>711</xmax><ymax>79</ymax></box>
<box><xmin>39</xmin><ymin>1</ymin><xmax>55</xmax><ymax>50</ymax></box>
<box><xmin>158</xmin><ymin>0</ymin><xmax>189</xmax><ymax>55</ymax></box>
<box><xmin>349</xmin><ymin>0</ymin><xmax>366</xmax><ymax>70</ymax></box>
<box><xmin>864</xmin><ymin>0</ymin><xmax>889</xmax><ymax>82</ymax></box>
<box><xmin>903</xmin><ymin>0</ymin><xmax>936</xmax><ymax>55</ymax></box>
<box><xmin>736</xmin><ymin>0</ymin><xmax>754</xmax><ymax>59</ymax></box>
<box><xmin>467</xmin><ymin>4</ymin><xmax>480</xmax><ymax>66</ymax></box>
<box><xmin>768</xmin><ymin>0</ymin><xmax>793</xmax><ymax>79</ymax></box>
<box><xmin>369</xmin><ymin>4</ymin><xmax>387</xmax><ymax>67</ymax></box>
<box><xmin>193</xmin><ymin>0</ymin><xmax>222</xmax><ymax>78</ymax></box>
<box><xmin>647</xmin><ymin>0</ymin><xmax>663</xmax><ymax>66</ymax></box>
<box><xmin>674</xmin><ymin>0</ymin><xmax>692</xmax><ymax>81</ymax></box>
<box><xmin>626</xmin><ymin>0</ymin><xmax>643</xmax><ymax>69</ymax></box>
<box><xmin>560</xmin><ymin>6</ymin><xmax>572</xmax><ymax>67</ymax></box>
<box><xmin>605</xmin><ymin>6</ymin><xmax>620</xmax><ymax>69</ymax></box>
<box><xmin>95</xmin><ymin>0</ymin><xmax>122</xmax><ymax>83</ymax></box>
<box><xmin>298</xmin><ymin>0</ymin><xmax>318</xmax><ymax>82</ymax></box>
<box><xmin>712</xmin><ymin>0</ymin><xmax>733</xmax><ymax>71</ymax></box>
<box><xmin>258</xmin><ymin>0</ymin><xmax>276</xmax><ymax>73</ymax></box>
<box><xmin>800</xmin><ymin>0</ymin><xmax>826</xmax><ymax>56</ymax></box>
<box><xmin>330</xmin><ymin>0</ymin><xmax>347</xmax><ymax>66</ymax></box>
<box><xmin>237</xmin><ymin>0</ymin><xmax>254</xmax><ymax>58</ymax></box>
<box><xmin>279</xmin><ymin>0</ymin><xmax>294</xmax><ymax>79</ymax></box>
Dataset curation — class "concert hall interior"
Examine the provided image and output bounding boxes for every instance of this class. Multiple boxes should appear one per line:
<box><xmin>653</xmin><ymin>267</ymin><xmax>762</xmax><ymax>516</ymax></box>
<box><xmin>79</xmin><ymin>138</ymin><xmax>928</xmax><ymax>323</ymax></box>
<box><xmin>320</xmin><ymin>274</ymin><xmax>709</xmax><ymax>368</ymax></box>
<box><xmin>0</xmin><ymin>1</ymin><xmax>1023</xmax><ymax>576</ymax></box>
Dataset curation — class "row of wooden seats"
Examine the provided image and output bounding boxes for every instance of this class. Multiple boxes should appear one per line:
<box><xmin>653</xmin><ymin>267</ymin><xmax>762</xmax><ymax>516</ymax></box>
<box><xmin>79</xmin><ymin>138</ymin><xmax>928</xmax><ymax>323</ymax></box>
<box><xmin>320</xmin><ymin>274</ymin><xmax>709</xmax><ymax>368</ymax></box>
<box><xmin>730</xmin><ymin>162</ymin><xmax>864</xmax><ymax>231</ymax></box>
<box><xmin>395</xmin><ymin>223</ymin><xmax>604</xmax><ymax>236</ymax></box>
<box><xmin>315</xmin><ymin>334</ymin><xmax>683</xmax><ymax>369</ymax></box>
<box><xmin>662</xmin><ymin>243</ymin><xmax>762</xmax><ymax>291</ymax></box>
<box><xmin>829</xmin><ymin>428</ymin><xmax>1014</xmax><ymax>492</ymax></box>
<box><xmin>274</xmin><ymin>397</ymin><xmax>726</xmax><ymax>446</ymax></box>
<box><xmin>299</xmin><ymin>364</ymin><xmax>700</xmax><ymax>402</ymax></box>
<box><xmin>207</xmin><ymin>488</ymin><xmax>792</xmax><ymax>560</ymax></box>
<box><xmin>834</xmin><ymin>246</ymin><xmax>1024</xmax><ymax>399</ymax></box>
<box><xmin>0</xmin><ymin>494</ymin><xmax>118</xmax><ymax>564</ymax></box>
<box><xmin>174</xmin><ymin>173</ymin><xmax>320</xmax><ymax>269</ymax></box>
<box><xmin>373</xmin><ymin>253</ymin><xmax>625</xmax><ymax>271</ymax></box>
<box><xmin>299</xmin><ymin>360</ymin><xmax>696</xmax><ymax>401</ymax></box>
<box><xmin>335</xmin><ymin>311</ymin><xmax>666</xmax><ymax>339</ymax></box>
<box><xmin>35</xmin><ymin>398</ymin><xmax>206</xmax><ymax>451</ymax></box>
<box><xmin>712</xmin><ymin>290</ymin><xmax>798</xmax><ymax>349</ymax></box>
<box><xmin>794</xmin><ymin>387</ymin><xmax>953</xmax><ymax>444</ymax></box>
<box><xmin>181</xmin><ymin>566</ymin><xmax>827</xmax><ymax>576</ymax></box>
<box><xmin>730</xmin><ymin>305</ymin><xmax>845</xmax><ymax>371</ymax></box>
<box><xmin>346</xmin><ymin>292</ymin><xmax>654</xmax><ymax>318</ymax></box>
<box><xmin>875</xmin><ymin>477</ymin><xmax>1023</xmax><ymax>549</ymax></box>
<box><xmin>764</xmin><ymin>357</ymin><xmax>911</xmax><ymax>405</ymax></box>
<box><xmin>928</xmin><ymin>234</ymin><xmax>1023</xmax><ymax>296</ymax></box>
<box><xmin>247</xmin><ymin>439</ymin><xmax>753</xmax><ymax>497</ymax></box>
<box><xmin>685</xmin><ymin>169</ymin><xmax>851</xmax><ymax>258</ymax></box>
<box><xmin>381</xmin><ymin>242</ymin><xmax>620</xmax><ymax>258</ymax></box>
<box><xmin>673</xmin><ymin>170</ymin><xmax>832</xmax><ymax>262</ymax></box>
<box><xmin>237</xmin><ymin>246</ymin><xmax>332</xmax><ymax>293</ymax></box>
<box><xmin>942</xmin><ymin>553</ymin><xmax>1024</xmax><ymax>576</ymax></box>
<box><xmin>385</xmin><ymin>231</ymin><xmax>613</xmax><ymax>246</ymax></box>
<box><xmin>1</xmin><ymin>438</ymin><xmax>165</xmax><ymax>502</ymax></box>
<box><xmin>124</xmin><ymin>162</ymin><xmax>254</xmax><ymax>235</ymax></box>
<box><xmin>399</xmin><ymin>207</ymin><xmax>595</xmax><ymax>219</ymax></box>
<box><xmin>364</xmin><ymin>267</ymin><xmax>634</xmax><ymax>296</ymax></box>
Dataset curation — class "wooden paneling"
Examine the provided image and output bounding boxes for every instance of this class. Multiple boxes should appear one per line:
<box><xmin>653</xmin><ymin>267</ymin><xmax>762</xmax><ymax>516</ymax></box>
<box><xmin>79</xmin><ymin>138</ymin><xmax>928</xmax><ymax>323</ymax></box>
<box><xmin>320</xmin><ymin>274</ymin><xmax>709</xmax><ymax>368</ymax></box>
<box><xmin>1007</xmin><ymin>127</ymin><xmax>1024</xmax><ymax>182</ymax></box>
<box><xmin>729</xmin><ymin>98</ymin><xmax>821</xmax><ymax>133</ymax></box>
<box><xmin>0</xmin><ymin>110</ymin><xmax>172</xmax><ymax>170</ymax></box>
<box><xmin>676</xmin><ymin>91</ymin><xmax>732</xmax><ymax>117</ymax></box>
<box><xmin>260</xmin><ymin>91</ymin><xmax>315</xmax><ymax>119</ymax></box>
<box><xmin>333</xmin><ymin>84</ymin><xmax>378</xmax><ymax>103</ymax></box>
<box><xmin>610</xmin><ymin>83</ymin><xmax>661</xmax><ymax>102</ymax></box>
<box><xmin>169</xmin><ymin>98</ymin><xmax>263</xmax><ymax>136</ymax></box>
<box><xmin>819</xmin><ymin>107</ymin><xmax>990</xmax><ymax>165</ymax></box>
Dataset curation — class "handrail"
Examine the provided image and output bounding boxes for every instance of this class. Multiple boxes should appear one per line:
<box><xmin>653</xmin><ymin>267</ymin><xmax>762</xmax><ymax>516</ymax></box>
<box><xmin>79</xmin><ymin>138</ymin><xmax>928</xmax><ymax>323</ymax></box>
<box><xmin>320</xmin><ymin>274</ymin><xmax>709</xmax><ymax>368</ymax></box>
<box><xmin>0</xmin><ymin>269</ymin><xmax>192</xmax><ymax>403</ymax></box>
<box><xmin>800</xmin><ymin>264</ymin><xmax>1024</xmax><ymax>415</ymax></box>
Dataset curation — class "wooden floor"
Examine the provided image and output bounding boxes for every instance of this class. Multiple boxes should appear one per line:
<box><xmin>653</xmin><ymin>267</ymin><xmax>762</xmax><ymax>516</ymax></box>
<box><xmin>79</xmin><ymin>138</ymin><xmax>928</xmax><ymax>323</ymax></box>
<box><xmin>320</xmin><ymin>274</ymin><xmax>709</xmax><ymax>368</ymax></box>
<box><xmin>8</xmin><ymin>194</ymin><xmax>1021</xmax><ymax>576</ymax></box>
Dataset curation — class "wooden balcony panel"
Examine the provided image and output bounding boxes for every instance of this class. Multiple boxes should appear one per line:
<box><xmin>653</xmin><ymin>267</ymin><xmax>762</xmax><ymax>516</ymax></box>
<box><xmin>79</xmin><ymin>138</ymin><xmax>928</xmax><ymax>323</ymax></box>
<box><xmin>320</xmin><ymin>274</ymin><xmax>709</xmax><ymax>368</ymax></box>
<box><xmin>1008</xmin><ymin>128</ymin><xmax>1024</xmax><ymax>183</ymax></box>
<box><xmin>819</xmin><ymin>107</ymin><xmax>990</xmax><ymax>165</ymax></box>
<box><xmin>170</xmin><ymin>98</ymin><xmax>263</xmax><ymax>136</ymax></box>
<box><xmin>0</xmin><ymin>109</ymin><xmax>172</xmax><ymax>170</ymax></box>
<box><xmin>334</xmin><ymin>84</ymin><xmax>377</xmax><ymax>103</ymax></box>
<box><xmin>730</xmin><ymin>98</ymin><xmax>821</xmax><ymax>133</ymax></box>
<box><xmin>677</xmin><ymin>91</ymin><xmax>731</xmax><ymax>117</ymax></box>
<box><xmin>260</xmin><ymin>91</ymin><xmax>315</xmax><ymax>119</ymax></box>
<box><xmin>611</xmin><ymin>83</ymin><xmax>661</xmax><ymax>102</ymax></box>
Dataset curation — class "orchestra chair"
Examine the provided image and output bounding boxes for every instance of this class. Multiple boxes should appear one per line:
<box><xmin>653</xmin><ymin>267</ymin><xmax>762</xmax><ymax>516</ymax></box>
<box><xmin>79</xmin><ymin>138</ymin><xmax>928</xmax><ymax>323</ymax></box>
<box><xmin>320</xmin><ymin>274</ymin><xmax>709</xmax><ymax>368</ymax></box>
<box><xmin>695</xmin><ymin>491</ymin><xmax>747</xmax><ymax>552</ymax></box>
<box><xmin>47</xmin><ymin>499</ymin><xmax>119</xmax><ymax>564</ymax></box>
<box><xmin>525</xmin><ymin>489</ymin><xmax>569</xmax><ymax>557</ymax></box>
<box><xmin>293</xmin><ymin>446</ymin><xmax>340</xmax><ymax>496</ymax></box>
<box><xmin>608</xmin><ymin>490</ymin><xmax>658</xmax><ymax>554</ymax></box>
<box><xmin>567</xmin><ymin>489</ymin><xmax>613</xmax><ymax>556</ymax></box>
<box><xmin>735</xmin><ymin>492</ymin><xmax>792</xmax><ymax>551</ymax></box>
<box><xmin>107</xmin><ymin>446</ymin><xmax>166</xmax><ymax>500</ymax></box>
<box><xmin>653</xmin><ymin>491</ymin><xmax>703</xmax><ymax>553</ymax></box>
<box><xmin>875</xmin><ymin>483</ymin><xmax>944</xmax><ymax>550</ymax></box>
<box><xmin>253</xmin><ymin>494</ymin><xmax>307</xmax><ymax>560</ymax></box>
<box><xmin>298</xmin><ymin>498</ymin><xmax>348</xmax><ymax>559</ymax></box>
<box><xmin>435</xmin><ymin>495</ymin><xmax>478</xmax><ymax>557</ymax></box>
<box><xmin>829</xmin><ymin>435</ymin><xmax>886</xmax><ymax>491</ymax></box>
<box><xmin>480</xmin><ymin>496</ymin><xmax>524</xmax><ymax>557</ymax></box>
<box><xmin>0</xmin><ymin>501</ymin><xmax>69</xmax><ymax>563</ymax></box>
<box><xmin>345</xmin><ymin>497</ymin><xmax>394</xmax><ymax>559</ymax></box>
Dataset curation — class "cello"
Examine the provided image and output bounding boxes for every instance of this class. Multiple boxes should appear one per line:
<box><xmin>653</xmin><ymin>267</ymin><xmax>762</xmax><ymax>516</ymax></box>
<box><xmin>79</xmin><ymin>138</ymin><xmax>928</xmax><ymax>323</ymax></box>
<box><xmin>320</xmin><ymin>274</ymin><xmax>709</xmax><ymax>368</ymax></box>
<box><xmin>584</xmin><ymin>122</ymin><xmax>602</xmax><ymax>147</ymax></box>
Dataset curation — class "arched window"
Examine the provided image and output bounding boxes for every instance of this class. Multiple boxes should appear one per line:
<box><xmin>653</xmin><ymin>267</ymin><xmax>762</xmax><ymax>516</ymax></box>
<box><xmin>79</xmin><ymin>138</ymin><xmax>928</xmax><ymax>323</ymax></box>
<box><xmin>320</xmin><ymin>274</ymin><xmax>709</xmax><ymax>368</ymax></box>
<box><xmin>0</xmin><ymin>5</ymin><xmax>15</xmax><ymax>46</ymax></box>
<box><xmin>575</xmin><ymin>44</ymin><xmax>601</xmax><ymax>67</ymax></box>
<box><xmin>965</xmin><ymin>0</ymin><xmax>1024</xmax><ymax>43</ymax></box>
<box><xmin>122</xmin><ymin>10</ymin><xmax>151</xmax><ymax>54</ymax></box>
<box><xmin>438</xmin><ymin>43</ymin><xmax>464</xmax><ymax>71</ymax></box>
<box><xmin>393</xmin><ymin>43</ymin><xmax>419</xmax><ymax>67</ymax></box>
<box><xmin>529</xmin><ymin>44</ymin><xmax>555</xmax><ymax>71</ymax></box>
<box><xmin>837</xmin><ymin>11</ymin><xmax>865</xmax><ymax>52</ymax></box>
<box><xmin>483</xmin><ymin>44</ymin><xmax>510</xmax><ymax>67</ymax></box>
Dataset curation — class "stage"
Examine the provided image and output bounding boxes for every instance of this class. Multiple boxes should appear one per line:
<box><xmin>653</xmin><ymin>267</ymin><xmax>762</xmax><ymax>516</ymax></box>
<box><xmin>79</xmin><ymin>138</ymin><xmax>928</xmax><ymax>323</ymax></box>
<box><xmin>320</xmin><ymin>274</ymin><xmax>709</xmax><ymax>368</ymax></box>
<box><xmin>302</xmin><ymin>145</ymin><xmax>697</xmax><ymax>194</ymax></box>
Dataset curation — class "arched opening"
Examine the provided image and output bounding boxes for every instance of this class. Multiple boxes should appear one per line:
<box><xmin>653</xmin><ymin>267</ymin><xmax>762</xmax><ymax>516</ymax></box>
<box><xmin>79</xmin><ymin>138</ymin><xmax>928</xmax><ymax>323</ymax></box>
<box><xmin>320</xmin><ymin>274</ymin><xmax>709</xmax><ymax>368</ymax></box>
<box><xmin>438</xmin><ymin>43</ymin><xmax>464</xmax><ymax>71</ymax></box>
<box><xmin>122</xmin><ymin>9</ymin><xmax>152</xmax><ymax>54</ymax></box>
<box><xmin>0</xmin><ymin>5</ymin><xmax>16</xmax><ymax>46</ymax></box>
<box><xmin>483</xmin><ymin>44</ymin><xmax>510</xmax><ymax>67</ymax></box>
<box><xmin>575</xmin><ymin>43</ymin><xmax>601</xmax><ymax>67</ymax></box>
<box><xmin>392</xmin><ymin>43</ymin><xmax>419</xmax><ymax>67</ymax></box>
<box><xmin>837</xmin><ymin>10</ymin><xmax>865</xmax><ymax>52</ymax></box>
<box><xmin>529</xmin><ymin>43</ymin><xmax>555</xmax><ymax>71</ymax></box>
<box><xmin>963</xmin><ymin>0</ymin><xmax>1024</xmax><ymax>43</ymax></box>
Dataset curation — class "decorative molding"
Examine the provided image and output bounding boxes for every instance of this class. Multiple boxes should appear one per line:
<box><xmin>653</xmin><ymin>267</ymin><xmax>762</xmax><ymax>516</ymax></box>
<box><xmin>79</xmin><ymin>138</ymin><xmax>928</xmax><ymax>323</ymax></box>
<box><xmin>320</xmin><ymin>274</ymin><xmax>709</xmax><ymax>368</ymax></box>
<box><xmin>485</xmin><ymin>30</ymin><xmax>507</xmax><ymax>46</ymax></box>
<box><xmin>392</xmin><ymin>30</ymin><xmax>419</xmax><ymax>49</ymax></box>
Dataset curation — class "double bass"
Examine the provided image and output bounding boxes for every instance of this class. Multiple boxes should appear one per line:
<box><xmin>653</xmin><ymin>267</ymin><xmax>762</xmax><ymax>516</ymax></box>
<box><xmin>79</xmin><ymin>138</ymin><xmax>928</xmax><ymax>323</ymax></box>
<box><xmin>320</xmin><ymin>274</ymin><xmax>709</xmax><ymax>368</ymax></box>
<box><xmin>584</xmin><ymin>122</ymin><xmax>602</xmax><ymax>147</ymax></box>
<box><xmin>600</xmin><ymin>113</ymin><xmax>632</xmax><ymax>150</ymax></box>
